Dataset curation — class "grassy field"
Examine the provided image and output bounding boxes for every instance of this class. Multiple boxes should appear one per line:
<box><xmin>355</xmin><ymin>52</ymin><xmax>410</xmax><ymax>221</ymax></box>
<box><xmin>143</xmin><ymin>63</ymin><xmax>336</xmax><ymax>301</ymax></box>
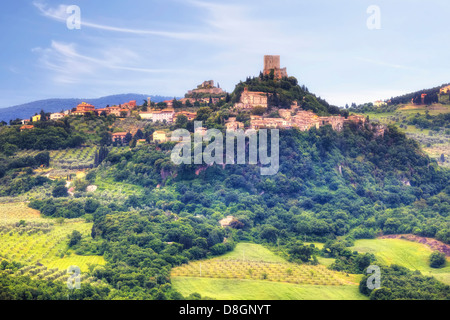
<box><xmin>172</xmin><ymin>277</ymin><xmax>368</xmax><ymax>300</ymax></box>
<box><xmin>171</xmin><ymin>243</ymin><xmax>364</xmax><ymax>300</ymax></box>
<box><xmin>0</xmin><ymin>202</ymin><xmax>105</xmax><ymax>281</ymax></box>
<box><xmin>0</xmin><ymin>202</ymin><xmax>41</xmax><ymax>223</ymax></box>
<box><xmin>351</xmin><ymin>239</ymin><xmax>450</xmax><ymax>285</ymax></box>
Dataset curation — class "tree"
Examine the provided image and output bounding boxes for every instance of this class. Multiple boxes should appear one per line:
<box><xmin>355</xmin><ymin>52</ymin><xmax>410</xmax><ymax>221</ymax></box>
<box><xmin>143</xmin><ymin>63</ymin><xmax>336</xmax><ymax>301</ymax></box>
<box><xmin>134</xmin><ymin>129</ymin><xmax>144</xmax><ymax>140</ymax></box>
<box><xmin>429</xmin><ymin>251</ymin><xmax>446</xmax><ymax>268</ymax></box>
<box><xmin>260</xmin><ymin>226</ymin><xmax>279</xmax><ymax>243</ymax></box>
<box><xmin>99</xmin><ymin>131</ymin><xmax>112</xmax><ymax>146</ymax></box>
<box><xmin>35</xmin><ymin>152</ymin><xmax>50</xmax><ymax>167</ymax></box>
<box><xmin>124</xmin><ymin>132</ymin><xmax>133</xmax><ymax>145</ymax></box>
<box><xmin>173</xmin><ymin>98</ymin><xmax>183</xmax><ymax>109</ymax></box>
<box><xmin>175</xmin><ymin>114</ymin><xmax>188</xmax><ymax>129</ymax></box>
<box><xmin>95</xmin><ymin>146</ymin><xmax>109</xmax><ymax>166</ymax></box>
<box><xmin>40</xmin><ymin>109</ymin><xmax>46</xmax><ymax>121</ymax></box>
<box><xmin>195</xmin><ymin>107</ymin><xmax>212</xmax><ymax>122</ymax></box>
<box><xmin>2</xmin><ymin>143</ymin><xmax>18</xmax><ymax>156</ymax></box>
<box><xmin>52</xmin><ymin>185</ymin><xmax>68</xmax><ymax>198</ymax></box>
<box><xmin>288</xmin><ymin>242</ymin><xmax>314</xmax><ymax>262</ymax></box>
<box><xmin>69</xmin><ymin>230</ymin><xmax>82</xmax><ymax>247</ymax></box>
<box><xmin>251</xmin><ymin>106</ymin><xmax>267</xmax><ymax>116</ymax></box>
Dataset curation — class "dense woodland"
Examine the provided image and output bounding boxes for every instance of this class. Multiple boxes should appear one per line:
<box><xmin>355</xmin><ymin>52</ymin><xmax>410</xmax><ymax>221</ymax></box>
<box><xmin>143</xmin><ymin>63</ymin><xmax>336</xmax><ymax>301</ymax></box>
<box><xmin>0</xmin><ymin>77</ymin><xmax>449</xmax><ymax>300</ymax></box>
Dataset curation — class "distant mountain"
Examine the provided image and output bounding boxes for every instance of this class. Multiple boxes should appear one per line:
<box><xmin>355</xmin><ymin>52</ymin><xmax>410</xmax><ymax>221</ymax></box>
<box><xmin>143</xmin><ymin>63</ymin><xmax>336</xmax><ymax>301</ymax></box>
<box><xmin>0</xmin><ymin>94</ymin><xmax>176</xmax><ymax>123</ymax></box>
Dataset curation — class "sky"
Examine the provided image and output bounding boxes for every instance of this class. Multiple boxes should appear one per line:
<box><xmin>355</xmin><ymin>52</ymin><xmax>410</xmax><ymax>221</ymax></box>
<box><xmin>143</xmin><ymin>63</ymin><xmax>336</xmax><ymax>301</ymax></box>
<box><xmin>0</xmin><ymin>0</ymin><xmax>449</xmax><ymax>108</ymax></box>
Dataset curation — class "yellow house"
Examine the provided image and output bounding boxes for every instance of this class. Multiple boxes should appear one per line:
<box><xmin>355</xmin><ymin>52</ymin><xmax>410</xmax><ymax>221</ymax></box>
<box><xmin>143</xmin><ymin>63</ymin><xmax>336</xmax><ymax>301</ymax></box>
<box><xmin>32</xmin><ymin>115</ymin><xmax>41</xmax><ymax>122</ymax></box>
<box><xmin>440</xmin><ymin>85</ymin><xmax>450</xmax><ymax>94</ymax></box>
<box><xmin>153</xmin><ymin>131</ymin><xmax>168</xmax><ymax>143</ymax></box>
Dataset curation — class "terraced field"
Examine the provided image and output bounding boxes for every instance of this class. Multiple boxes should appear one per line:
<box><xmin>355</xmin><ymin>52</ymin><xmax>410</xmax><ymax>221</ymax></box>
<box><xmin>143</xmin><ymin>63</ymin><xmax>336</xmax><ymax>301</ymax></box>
<box><xmin>14</xmin><ymin>146</ymin><xmax>98</xmax><ymax>170</ymax></box>
<box><xmin>0</xmin><ymin>202</ymin><xmax>105</xmax><ymax>285</ymax></box>
<box><xmin>171</xmin><ymin>243</ymin><xmax>364</xmax><ymax>300</ymax></box>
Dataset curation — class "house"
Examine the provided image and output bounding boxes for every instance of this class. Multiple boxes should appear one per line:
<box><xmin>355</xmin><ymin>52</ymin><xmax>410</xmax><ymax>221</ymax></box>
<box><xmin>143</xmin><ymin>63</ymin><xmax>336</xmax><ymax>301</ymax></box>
<box><xmin>20</xmin><ymin>125</ymin><xmax>34</xmax><ymax>132</ymax></box>
<box><xmin>50</xmin><ymin>113</ymin><xmax>65</xmax><ymax>120</ymax></box>
<box><xmin>119</xmin><ymin>109</ymin><xmax>131</xmax><ymax>118</ymax></box>
<box><xmin>225</xmin><ymin>118</ymin><xmax>245</xmax><ymax>131</ymax></box>
<box><xmin>164</xmin><ymin>100</ymin><xmax>174</xmax><ymax>108</ymax></box>
<box><xmin>440</xmin><ymin>85</ymin><xmax>450</xmax><ymax>94</ymax></box>
<box><xmin>319</xmin><ymin>116</ymin><xmax>345</xmax><ymax>132</ymax></box>
<box><xmin>374</xmin><ymin>100</ymin><xmax>387</xmax><ymax>107</ymax></box>
<box><xmin>21</xmin><ymin>119</ymin><xmax>31</xmax><ymax>125</ymax></box>
<box><xmin>279</xmin><ymin>109</ymin><xmax>293</xmax><ymax>120</ymax></box>
<box><xmin>75</xmin><ymin>102</ymin><xmax>95</xmax><ymax>114</ymax></box>
<box><xmin>108</xmin><ymin>106</ymin><xmax>122</xmax><ymax>117</ymax></box>
<box><xmin>112</xmin><ymin>132</ymin><xmax>128</xmax><ymax>143</ymax></box>
<box><xmin>234</xmin><ymin>87</ymin><xmax>268</xmax><ymax>109</ymax></box>
<box><xmin>153</xmin><ymin>131</ymin><xmax>168</xmax><ymax>143</ymax></box>
<box><xmin>346</xmin><ymin>115</ymin><xmax>367</xmax><ymax>124</ymax></box>
<box><xmin>139</xmin><ymin>109</ymin><xmax>175</xmax><ymax>123</ymax></box>
<box><xmin>32</xmin><ymin>115</ymin><xmax>41</xmax><ymax>122</ymax></box>
<box><xmin>122</xmin><ymin>100</ymin><xmax>137</xmax><ymax>109</ymax></box>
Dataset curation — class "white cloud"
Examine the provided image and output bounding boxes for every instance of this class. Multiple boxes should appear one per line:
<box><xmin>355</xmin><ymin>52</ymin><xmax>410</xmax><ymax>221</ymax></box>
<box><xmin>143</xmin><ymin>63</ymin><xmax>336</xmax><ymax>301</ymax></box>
<box><xmin>32</xmin><ymin>40</ymin><xmax>177</xmax><ymax>86</ymax></box>
<box><xmin>33</xmin><ymin>1</ymin><xmax>211</xmax><ymax>40</ymax></box>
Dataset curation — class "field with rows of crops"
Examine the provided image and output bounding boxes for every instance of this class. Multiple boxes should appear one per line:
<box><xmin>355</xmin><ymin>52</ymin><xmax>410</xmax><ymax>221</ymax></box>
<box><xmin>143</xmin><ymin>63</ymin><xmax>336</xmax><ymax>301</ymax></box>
<box><xmin>171</xmin><ymin>243</ymin><xmax>364</xmax><ymax>300</ymax></box>
<box><xmin>0</xmin><ymin>202</ymin><xmax>105</xmax><ymax>285</ymax></box>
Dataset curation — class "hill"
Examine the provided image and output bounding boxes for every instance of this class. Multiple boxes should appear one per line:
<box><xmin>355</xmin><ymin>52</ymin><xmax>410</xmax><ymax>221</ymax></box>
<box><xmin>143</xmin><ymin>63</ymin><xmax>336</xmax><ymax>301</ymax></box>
<box><xmin>0</xmin><ymin>94</ymin><xmax>175</xmax><ymax>123</ymax></box>
<box><xmin>0</xmin><ymin>69</ymin><xmax>449</xmax><ymax>300</ymax></box>
<box><xmin>349</xmin><ymin>103</ymin><xmax>450</xmax><ymax>167</ymax></box>
<box><xmin>348</xmin><ymin>83</ymin><xmax>450</xmax><ymax>167</ymax></box>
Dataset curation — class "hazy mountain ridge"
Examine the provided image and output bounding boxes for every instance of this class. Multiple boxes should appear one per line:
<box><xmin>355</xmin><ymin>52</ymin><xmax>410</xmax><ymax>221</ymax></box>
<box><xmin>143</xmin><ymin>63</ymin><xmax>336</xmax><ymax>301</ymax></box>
<box><xmin>0</xmin><ymin>94</ymin><xmax>175</xmax><ymax>123</ymax></box>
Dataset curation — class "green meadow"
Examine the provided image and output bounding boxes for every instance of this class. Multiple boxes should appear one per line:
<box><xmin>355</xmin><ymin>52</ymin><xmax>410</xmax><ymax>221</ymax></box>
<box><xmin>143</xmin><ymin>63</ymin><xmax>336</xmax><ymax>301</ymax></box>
<box><xmin>351</xmin><ymin>239</ymin><xmax>450</xmax><ymax>285</ymax></box>
<box><xmin>172</xmin><ymin>277</ymin><xmax>367</xmax><ymax>300</ymax></box>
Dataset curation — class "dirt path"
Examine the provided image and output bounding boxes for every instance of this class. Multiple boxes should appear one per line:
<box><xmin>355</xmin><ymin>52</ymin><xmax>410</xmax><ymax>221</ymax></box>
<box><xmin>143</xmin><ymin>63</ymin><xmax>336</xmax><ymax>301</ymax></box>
<box><xmin>379</xmin><ymin>234</ymin><xmax>450</xmax><ymax>257</ymax></box>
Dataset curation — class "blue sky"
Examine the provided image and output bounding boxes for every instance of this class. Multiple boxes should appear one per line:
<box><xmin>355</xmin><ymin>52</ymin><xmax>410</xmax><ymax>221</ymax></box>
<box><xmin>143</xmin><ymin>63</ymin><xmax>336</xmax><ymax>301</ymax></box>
<box><xmin>0</xmin><ymin>0</ymin><xmax>449</xmax><ymax>108</ymax></box>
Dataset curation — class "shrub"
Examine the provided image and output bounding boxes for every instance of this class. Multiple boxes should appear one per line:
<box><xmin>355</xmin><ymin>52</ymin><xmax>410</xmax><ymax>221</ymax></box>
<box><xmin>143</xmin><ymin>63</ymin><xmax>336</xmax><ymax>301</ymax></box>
<box><xmin>429</xmin><ymin>251</ymin><xmax>446</xmax><ymax>268</ymax></box>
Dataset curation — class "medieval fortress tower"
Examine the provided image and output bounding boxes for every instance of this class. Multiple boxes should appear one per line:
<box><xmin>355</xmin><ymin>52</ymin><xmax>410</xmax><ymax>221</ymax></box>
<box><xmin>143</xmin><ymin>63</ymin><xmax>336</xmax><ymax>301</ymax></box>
<box><xmin>263</xmin><ymin>55</ymin><xmax>288</xmax><ymax>80</ymax></box>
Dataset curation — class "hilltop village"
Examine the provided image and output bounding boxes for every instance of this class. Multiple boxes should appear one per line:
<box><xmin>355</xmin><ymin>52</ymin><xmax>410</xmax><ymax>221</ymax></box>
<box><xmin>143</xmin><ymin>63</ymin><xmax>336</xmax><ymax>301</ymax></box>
<box><xmin>19</xmin><ymin>56</ymin><xmax>384</xmax><ymax>143</ymax></box>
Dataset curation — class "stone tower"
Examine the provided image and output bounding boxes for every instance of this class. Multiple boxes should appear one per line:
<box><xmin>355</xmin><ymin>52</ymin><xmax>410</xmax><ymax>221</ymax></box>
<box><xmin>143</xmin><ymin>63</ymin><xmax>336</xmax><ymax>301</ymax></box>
<box><xmin>263</xmin><ymin>55</ymin><xmax>287</xmax><ymax>79</ymax></box>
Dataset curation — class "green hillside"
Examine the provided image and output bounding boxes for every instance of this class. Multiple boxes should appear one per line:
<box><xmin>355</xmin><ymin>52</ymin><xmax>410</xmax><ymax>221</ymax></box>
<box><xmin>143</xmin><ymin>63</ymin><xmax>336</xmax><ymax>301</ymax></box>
<box><xmin>0</xmin><ymin>76</ymin><xmax>449</xmax><ymax>300</ymax></box>
<box><xmin>351</xmin><ymin>238</ymin><xmax>450</xmax><ymax>285</ymax></box>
